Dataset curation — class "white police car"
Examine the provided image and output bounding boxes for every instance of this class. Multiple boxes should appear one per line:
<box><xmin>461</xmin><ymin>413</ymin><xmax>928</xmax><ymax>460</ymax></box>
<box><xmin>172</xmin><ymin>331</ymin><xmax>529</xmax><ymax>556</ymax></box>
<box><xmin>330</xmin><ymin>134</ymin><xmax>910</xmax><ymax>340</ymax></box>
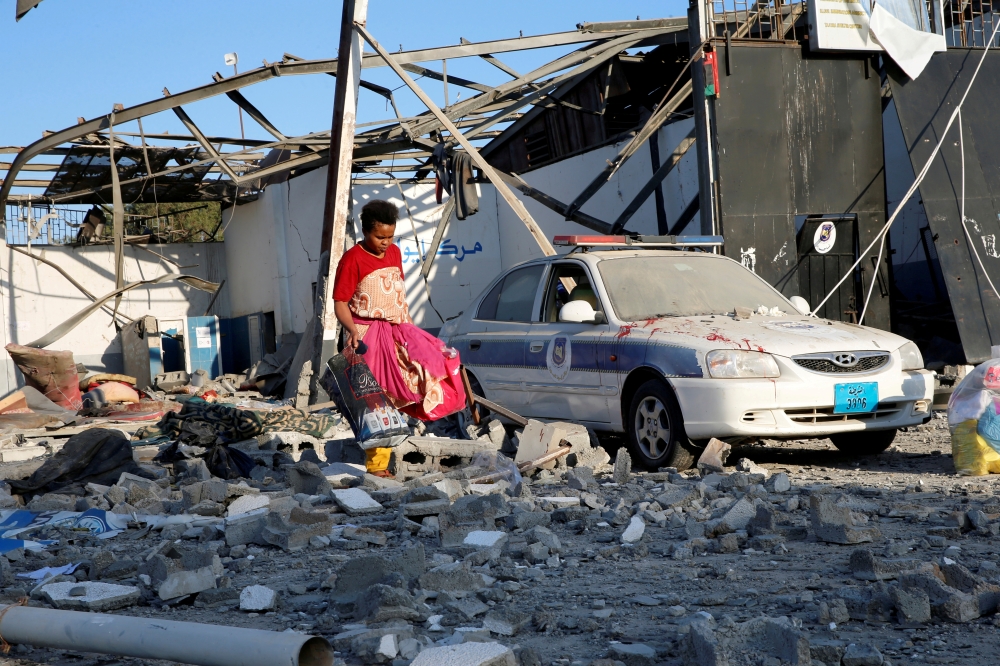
<box><xmin>439</xmin><ymin>235</ymin><xmax>934</xmax><ymax>470</ymax></box>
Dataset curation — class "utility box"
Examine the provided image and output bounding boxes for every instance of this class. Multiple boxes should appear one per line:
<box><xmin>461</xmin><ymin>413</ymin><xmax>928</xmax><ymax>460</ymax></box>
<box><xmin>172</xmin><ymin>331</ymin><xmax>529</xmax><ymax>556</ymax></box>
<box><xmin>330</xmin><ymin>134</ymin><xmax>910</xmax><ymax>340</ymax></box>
<box><xmin>184</xmin><ymin>315</ymin><xmax>222</xmax><ymax>379</ymax></box>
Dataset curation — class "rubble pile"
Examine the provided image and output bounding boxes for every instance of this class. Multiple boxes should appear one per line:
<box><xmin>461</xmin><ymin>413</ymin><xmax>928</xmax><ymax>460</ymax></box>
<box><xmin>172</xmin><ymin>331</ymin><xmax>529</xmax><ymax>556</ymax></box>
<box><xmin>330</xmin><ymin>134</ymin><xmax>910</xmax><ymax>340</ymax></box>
<box><xmin>0</xmin><ymin>404</ymin><xmax>999</xmax><ymax>665</ymax></box>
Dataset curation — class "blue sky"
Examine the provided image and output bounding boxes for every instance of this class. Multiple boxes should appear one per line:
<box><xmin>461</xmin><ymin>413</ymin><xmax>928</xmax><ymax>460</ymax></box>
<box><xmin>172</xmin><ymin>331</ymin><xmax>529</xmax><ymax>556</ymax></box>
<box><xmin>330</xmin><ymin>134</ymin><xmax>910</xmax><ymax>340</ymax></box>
<box><xmin>2</xmin><ymin>0</ymin><xmax>688</xmax><ymax>155</ymax></box>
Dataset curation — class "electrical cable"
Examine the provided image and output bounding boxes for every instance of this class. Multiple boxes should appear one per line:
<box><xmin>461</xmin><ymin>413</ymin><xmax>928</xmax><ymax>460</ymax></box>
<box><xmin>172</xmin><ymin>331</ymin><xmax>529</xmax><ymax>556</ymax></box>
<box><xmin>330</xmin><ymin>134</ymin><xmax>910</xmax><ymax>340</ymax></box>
<box><xmin>815</xmin><ymin>19</ymin><xmax>1000</xmax><ymax>319</ymax></box>
<box><xmin>392</xmin><ymin>176</ymin><xmax>447</xmax><ymax>324</ymax></box>
<box><xmin>956</xmin><ymin>109</ymin><xmax>1000</xmax><ymax>303</ymax></box>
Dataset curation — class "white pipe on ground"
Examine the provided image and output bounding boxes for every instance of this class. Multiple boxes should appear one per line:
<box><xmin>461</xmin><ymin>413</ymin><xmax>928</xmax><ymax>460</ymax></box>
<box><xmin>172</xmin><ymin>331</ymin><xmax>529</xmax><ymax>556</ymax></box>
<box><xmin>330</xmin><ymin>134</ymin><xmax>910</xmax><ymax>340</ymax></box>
<box><xmin>0</xmin><ymin>604</ymin><xmax>333</xmax><ymax>666</ymax></box>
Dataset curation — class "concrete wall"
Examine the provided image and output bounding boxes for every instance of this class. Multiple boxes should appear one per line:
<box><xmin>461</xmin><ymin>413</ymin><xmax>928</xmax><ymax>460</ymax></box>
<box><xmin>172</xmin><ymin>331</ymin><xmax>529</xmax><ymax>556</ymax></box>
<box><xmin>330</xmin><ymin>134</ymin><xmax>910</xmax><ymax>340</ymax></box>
<box><xmin>222</xmin><ymin>119</ymin><xmax>699</xmax><ymax>331</ymax></box>
<box><xmin>0</xmin><ymin>241</ymin><xmax>230</xmax><ymax>395</ymax></box>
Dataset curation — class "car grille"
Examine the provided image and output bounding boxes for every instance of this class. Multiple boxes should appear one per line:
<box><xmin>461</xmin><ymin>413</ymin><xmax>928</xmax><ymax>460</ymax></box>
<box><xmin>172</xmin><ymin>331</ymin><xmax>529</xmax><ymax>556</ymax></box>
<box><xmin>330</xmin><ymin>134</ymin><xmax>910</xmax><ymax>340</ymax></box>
<box><xmin>792</xmin><ymin>352</ymin><xmax>890</xmax><ymax>374</ymax></box>
<box><xmin>784</xmin><ymin>402</ymin><xmax>902</xmax><ymax>424</ymax></box>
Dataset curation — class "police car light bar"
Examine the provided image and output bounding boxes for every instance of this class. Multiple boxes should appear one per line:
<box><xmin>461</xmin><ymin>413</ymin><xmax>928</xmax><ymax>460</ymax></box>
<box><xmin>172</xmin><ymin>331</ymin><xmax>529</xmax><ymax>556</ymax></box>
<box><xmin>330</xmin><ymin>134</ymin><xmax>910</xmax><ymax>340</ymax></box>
<box><xmin>553</xmin><ymin>234</ymin><xmax>724</xmax><ymax>248</ymax></box>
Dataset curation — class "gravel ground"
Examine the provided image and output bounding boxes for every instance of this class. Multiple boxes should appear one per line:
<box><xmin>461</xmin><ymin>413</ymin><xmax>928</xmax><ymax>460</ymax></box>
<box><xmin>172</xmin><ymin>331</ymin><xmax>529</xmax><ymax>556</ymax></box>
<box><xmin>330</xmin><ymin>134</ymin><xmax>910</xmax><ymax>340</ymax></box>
<box><xmin>1</xmin><ymin>411</ymin><xmax>997</xmax><ymax>666</ymax></box>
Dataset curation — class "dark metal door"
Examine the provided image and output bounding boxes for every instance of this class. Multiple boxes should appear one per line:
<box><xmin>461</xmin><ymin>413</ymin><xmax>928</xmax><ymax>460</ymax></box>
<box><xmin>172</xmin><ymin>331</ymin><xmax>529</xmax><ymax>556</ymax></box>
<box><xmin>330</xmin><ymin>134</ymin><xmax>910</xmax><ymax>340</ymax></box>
<box><xmin>796</xmin><ymin>217</ymin><xmax>859</xmax><ymax>322</ymax></box>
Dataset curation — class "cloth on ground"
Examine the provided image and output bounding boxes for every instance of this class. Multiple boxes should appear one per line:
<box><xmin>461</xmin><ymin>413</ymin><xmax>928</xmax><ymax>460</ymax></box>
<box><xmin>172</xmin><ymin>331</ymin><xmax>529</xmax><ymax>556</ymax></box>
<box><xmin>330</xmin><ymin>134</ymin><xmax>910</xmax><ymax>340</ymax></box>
<box><xmin>137</xmin><ymin>397</ymin><xmax>338</xmax><ymax>442</ymax></box>
<box><xmin>7</xmin><ymin>428</ymin><xmax>150</xmax><ymax>497</ymax></box>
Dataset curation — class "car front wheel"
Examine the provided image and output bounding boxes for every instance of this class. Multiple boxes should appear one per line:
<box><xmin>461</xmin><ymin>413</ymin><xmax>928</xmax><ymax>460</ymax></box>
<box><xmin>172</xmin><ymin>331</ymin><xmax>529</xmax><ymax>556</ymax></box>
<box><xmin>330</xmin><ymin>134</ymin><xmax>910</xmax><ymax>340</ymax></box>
<box><xmin>626</xmin><ymin>379</ymin><xmax>696</xmax><ymax>470</ymax></box>
<box><xmin>829</xmin><ymin>428</ymin><xmax>897</xmax><ymax>455</ymax></box>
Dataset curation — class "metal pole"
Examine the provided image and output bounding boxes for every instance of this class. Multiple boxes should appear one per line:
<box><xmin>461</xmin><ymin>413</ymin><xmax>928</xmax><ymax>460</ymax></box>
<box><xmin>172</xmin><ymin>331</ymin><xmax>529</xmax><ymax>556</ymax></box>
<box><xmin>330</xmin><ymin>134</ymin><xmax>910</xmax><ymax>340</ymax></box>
<box><xmin>442</xmin><ymin>59</ymin><xmax>449</xmax><ymax>107</ymax></box>
<box><xmin>234</xmin><ymin>63</ymin><xmax>246</xmax><ymax>141</ymax></box>
<box><xmin>0</xmin><ymin>604</ymin><xmax>332</xmax><ymax>666</ymax></box>
<box><xmin>308</xmin><ymin>0</ymin><xmax>369</xmax><ymax>400</ymax></box>
<box><xmin>689</xmin><ymin>0</ymin><xmax>717</xmax><ymax>236</ymax></box>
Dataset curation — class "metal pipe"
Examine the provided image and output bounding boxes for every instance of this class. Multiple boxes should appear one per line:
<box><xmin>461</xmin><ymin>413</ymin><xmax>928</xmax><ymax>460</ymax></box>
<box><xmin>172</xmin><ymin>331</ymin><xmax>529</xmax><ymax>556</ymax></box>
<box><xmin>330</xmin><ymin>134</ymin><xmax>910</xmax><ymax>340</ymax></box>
<box><xmin>0</xmin><ymin>604</ymin><xmax>333</xmax><ymax>666</ymax></box>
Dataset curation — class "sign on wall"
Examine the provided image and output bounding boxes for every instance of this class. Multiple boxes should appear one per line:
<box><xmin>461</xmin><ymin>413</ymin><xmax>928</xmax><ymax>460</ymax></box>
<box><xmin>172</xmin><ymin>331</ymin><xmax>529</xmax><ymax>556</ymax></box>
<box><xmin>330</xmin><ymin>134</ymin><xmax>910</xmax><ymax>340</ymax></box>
<box><xmin>808</xmin><ymin>0</ymin><xmax>946</xmax><ymax>54</ymax></box>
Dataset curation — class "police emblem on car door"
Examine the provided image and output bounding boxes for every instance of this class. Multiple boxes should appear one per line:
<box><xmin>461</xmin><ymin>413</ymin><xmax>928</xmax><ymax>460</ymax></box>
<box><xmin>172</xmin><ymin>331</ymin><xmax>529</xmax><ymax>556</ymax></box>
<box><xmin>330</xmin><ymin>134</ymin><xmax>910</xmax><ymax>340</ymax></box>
<box><xmin>546</xmin><ymin>337</ymin><xmax>571</xmax><ymax>381</ymax></box>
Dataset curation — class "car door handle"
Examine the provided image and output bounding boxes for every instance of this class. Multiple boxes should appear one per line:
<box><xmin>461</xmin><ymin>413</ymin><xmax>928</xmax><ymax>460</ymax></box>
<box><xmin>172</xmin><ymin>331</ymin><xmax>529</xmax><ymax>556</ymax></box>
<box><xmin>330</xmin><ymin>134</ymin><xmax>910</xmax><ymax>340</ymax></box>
<box><xmin>529</xmin><ymin>341</ymin><xmax>544</xmax><ymax>353</ymax></box>
<box><xmin>469</xmin><ymin>339</ymin><xmax>481</xmax><ymax>351</ymax></box>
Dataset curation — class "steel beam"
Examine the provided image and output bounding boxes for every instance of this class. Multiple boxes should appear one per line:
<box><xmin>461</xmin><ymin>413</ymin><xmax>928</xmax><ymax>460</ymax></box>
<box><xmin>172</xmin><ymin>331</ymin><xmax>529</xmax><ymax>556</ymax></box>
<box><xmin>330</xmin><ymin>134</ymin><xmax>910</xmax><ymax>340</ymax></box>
<box><xmin>225</xmin><ymin>91</ymin><xmax>287</xmax><ymax>140</ymax></box>
<box><xmin>563</xmin><ymin>79</ymin><xmax>693</xmax><ymax>218</ymax></box>
<box><xmin>312</xmin><ymin>0</ymin><xmax>369</xmax><ymax>390</ymax></box>
<box><xmin>494</xmin><ymin>171</ymin><xmax>613</xmax><ymax>234</ymax></box>
<box><xmin>400</xmin><ymin>63</ymin><xmax>491</xmax><ymax>93</ymax></box>
<box><xmin>357</xmin><ymin>23</ymin><xmax>556</xmax><ymax>257</ymax></box>
<box><xmin>610</xmin><ymin>130</ymin><xmax>696</xmax><ymax>233</ymax></box>
<box><xmin>172</xmin><ymin>107</ymin><xmax>240</xmax><ymax>182</ymax></box>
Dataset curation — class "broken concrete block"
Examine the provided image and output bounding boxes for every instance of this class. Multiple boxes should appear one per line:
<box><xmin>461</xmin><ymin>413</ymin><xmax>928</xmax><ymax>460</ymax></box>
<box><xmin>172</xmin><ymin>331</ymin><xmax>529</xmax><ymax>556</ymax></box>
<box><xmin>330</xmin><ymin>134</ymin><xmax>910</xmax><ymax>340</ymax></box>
<box><xmin>284</xmin><ymin>461</ymin><xmax>332</xmax><ymax>495</ymax></box>
<box><xmin>841</xmin><ymin>643</ymin><xmax>884</xmax><ymax>666</ymax></box>
<box><xmin>622</xmin><ymin>516</ymin><xmax>645</xmax><ymax>544</ymax></box>
<box><xmin>240</xmin><ymin>584</ymin><xmax>278</xmax><ymax>611</ymax></box>
<box><xmin>227</xmin><ymin>493</ymin><xmax>270</xmax><ymax>517</ymax></box>
<box><xmin>609</xmin><ymin>642</ymin><xmax>657</xmax><ymax>666</ymax></box>
<box><xmin>418</xmin><ymin>562</ymin><xmax>485</xmax><ymax>592</ymax></box>
<box><xmin>566</xmin><ymin>466</ymin><xmax>596</xmax><ymax>490</ymax></box>
<box><xmin>439</xmin><ymin>493</ymin><xmax>511</xmax><ymax>547</ymax></box>
<box><xmin>343</xmin><ymin>526</ymin><xmax>387</xmax><ymax>546</ymax></box>
<box><xmin>613</xmin><ymin>448</ymin><xmax>632</xmax><ymax>484</ymax></box>
<box><xmin>734</xmin><ymin>457</ymin><xmax>770</xmax><ymax>478</ymax></box>
<box><xmin>175</xmin><ymin>458</ymin><xmax>211</xmax><ymax>481</ymax></box>
<box><xmin>402</xmin><ymin>499</ymin><xmax>451</xmax><ymax>517</ymax></box>
<box><xmin>762</xmin><ymin>617</ymin><xmax>811</xmax><ymax>665</ymax></box>
<box><xmin>263</xmin><ymin>511</ymin><xmax>335</xmax><ymax>551</ymax></box>
<box><xmin>331</xmin><ymin>488</ymin><xmax>383</xmax><ymax>515</ymax></box>
<box><xmin>684</xmin><ymin>620</ymin><xmax>726</xmax><ymax>666</ymax></box>
<box><xmin>356</xmin><ymin>583</ymin><xmax>422</xmax><ymax>622</ymax></box>
<box><xmin>898</xmin><ymin>571</ymin><xmax>979</xmax><ymax>623</ymax></box>
<box><xmin>810</xmin><ymin>494</ymin><xmax>880</xmax><ymax>544</ymax></box>
<box><xmin>463</xmin><ymin>531</ymin><xmax>508</xmax><ymax>550</ymax></box>
<box><xmin>483</xmin><ymin>608</ymin><xmax>531</xmax><ymax>636</ymax></box>
<box><xmin>515</xmin><ymin>420</ymin><xmax>564</xmax><ymax>466</ymax></box>
<box><xmin>891</xmin><ymin>584</ymin><xmax>931</xmax><ymax>623</ymax></box>
<box><xmin>40</xmin><ymin>581</ymin><xmax>140</xmax><ymax>612</ymax></box>
<box><xmin>525</xmin><ymin>525</ymin><xmax>561</xmax><ymax>553</ymax></box>
<box><xmin>849</xmin><ymin>548</ymin><xmax>918</xmax><ymax>581</ymax></box>
<box><xmin>158</xmin><ymin>566</ymin><xmax>216</xmax><ymax>600</ymax></box>
<box><xmin>655</xmin><ymin>483</ymin><xmax>699</xmax><ymax>509</ymax></box>
<box><xmin>224</xmin><ymin>509</ymin><xmax>268</xmax><ymax>547</ymax></box>
<box><xmin>697</xmin><ymin>438</ymin><xmax>731</xmax><ymax>473</ymax></box>
<box><xmin>433</xmin><ymin>478</ymin><xmax>465</xmax><ymax>500</ymax></box>
<box><xmin>708</xmin><ymin>497</ymin><xmax>756</xmax><ymax>536</ymax></box>
<box><xmin>767</xmin><ymin>472</ymin><xmax>791</xmax><ymax>493</ymax></box>
<box><xmin>409</xmin><ymin>642</ymin><xmax>516</xmax><ymax>666</ymax></box>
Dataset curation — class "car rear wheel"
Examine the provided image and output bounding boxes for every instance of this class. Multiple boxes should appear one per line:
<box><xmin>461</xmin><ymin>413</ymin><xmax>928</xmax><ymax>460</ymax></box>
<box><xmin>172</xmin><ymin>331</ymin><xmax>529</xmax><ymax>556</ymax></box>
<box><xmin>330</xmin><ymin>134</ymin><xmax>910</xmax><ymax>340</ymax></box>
<box><xmin>829</xmin><ymin>428</ymin><xmax>897</xmax><ymax>455</ymax></box>
<box><xmin>627</xmin><ymin>379</ymin><xmax>696</xmax><ymax>470</ymax></box>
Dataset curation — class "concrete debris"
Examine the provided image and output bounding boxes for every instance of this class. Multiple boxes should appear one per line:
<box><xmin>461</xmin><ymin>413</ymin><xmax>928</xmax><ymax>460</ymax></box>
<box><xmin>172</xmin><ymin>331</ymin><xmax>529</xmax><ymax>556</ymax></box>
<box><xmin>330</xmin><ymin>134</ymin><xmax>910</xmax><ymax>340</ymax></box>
<box><xmin>697</xmin><ymin>438</ymin><xmax>731</xmax><ymax>473</ymax></box>
<box><xmin>39</xmin><ymin>581</ymin><xmax>140</xmax><ymax>611</ymax></box>
<box><xmin>410</xmin><ymin>642</ymin><xmax>516</xmax><ymax>666</ymax></box>
<box><xmin>1</xmin><ymin>403</ymin><xmax>998</xmax><ymax>664</ymax></box>
<box><xmin>239</xmin><ymin>584</ymin><xmax>278</xmax><ymax>611</ymax></box>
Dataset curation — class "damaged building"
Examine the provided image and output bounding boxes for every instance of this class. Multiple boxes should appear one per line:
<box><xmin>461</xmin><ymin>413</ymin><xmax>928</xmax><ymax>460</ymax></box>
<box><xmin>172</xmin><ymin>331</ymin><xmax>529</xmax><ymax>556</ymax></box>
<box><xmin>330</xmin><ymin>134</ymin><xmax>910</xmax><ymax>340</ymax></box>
<box><xmin>0</xmin><ymin>2</ymin><xmax>1000</xmax><ymax>666</ymax></box>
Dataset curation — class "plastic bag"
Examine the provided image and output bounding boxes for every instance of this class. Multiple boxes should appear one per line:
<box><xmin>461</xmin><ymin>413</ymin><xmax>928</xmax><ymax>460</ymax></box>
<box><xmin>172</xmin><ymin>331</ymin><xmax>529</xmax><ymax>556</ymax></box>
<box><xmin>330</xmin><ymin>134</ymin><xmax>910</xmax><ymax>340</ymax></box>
<box><xmin>948</xmin><ymin>351</ymin><xmax>1000</xmax><ymax>474</ymax></box>
<box><xmin>320</xmin><ymin>346</ymin><xmax>409</xmax><ymax>451</ymax></box>
<box><xmin>470</xmin><ymin>451</ymin><xmax>522</xmax><ymax>495</ymax></box>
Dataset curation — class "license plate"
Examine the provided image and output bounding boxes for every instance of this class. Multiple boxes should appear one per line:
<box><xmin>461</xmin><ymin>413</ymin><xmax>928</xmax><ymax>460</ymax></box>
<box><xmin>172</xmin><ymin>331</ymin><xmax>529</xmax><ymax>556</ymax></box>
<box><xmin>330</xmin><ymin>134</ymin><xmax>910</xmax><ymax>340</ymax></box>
<box><xmin>834</xmin><ymin>382</ymin><xmax>878</xmax><ymax>414</ymax></box>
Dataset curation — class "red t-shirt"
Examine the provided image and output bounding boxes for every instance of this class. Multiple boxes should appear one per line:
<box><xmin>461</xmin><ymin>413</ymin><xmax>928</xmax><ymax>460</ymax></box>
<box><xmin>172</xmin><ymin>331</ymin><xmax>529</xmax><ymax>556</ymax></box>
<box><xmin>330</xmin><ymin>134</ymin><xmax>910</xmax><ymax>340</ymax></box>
<box><xmin>333</xmin><ymin>243</ymin><xmax>404</xmax><ymax>302</ymax></box>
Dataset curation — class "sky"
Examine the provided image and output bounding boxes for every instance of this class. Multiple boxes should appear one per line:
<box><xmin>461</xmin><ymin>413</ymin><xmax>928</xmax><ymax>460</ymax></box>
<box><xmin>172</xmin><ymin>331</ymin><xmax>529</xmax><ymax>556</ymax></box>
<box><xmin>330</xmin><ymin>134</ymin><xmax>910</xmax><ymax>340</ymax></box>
<box><xmin>1</xmin><ymin>0</ymin><xmax>689</xmax><ymax>166</ymax></box>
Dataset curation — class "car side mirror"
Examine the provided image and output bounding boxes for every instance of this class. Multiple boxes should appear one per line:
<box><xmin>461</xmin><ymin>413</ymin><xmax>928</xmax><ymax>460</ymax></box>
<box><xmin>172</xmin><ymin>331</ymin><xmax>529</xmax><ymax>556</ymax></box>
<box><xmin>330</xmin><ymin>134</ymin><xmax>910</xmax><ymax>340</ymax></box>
<box><xmin>789</xmin><ymin>296</ymin><xmax>810</xmax><ymax>315</ymax></box>
<box><xmin>559</xmin><ymin>300</ymin><xmax>603</xmax><ymax>324</ymax></box>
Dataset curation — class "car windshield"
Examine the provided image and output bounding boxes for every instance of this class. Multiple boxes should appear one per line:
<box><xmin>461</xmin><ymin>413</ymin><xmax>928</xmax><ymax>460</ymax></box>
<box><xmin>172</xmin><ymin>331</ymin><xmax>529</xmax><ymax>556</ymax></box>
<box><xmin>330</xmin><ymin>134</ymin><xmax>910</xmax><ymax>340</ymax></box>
<box><xmin>597</xmin><ymin>255</ymin><xmax>790</xmax><ymax>320</ymax></box>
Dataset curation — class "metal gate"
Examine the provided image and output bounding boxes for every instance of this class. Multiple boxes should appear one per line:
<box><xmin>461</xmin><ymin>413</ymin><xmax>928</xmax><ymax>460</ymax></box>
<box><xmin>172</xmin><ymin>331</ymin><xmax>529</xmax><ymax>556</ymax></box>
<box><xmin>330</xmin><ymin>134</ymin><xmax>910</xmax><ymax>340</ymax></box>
<box><xmin>796</xmin><ymin>216</ymin><xmax>859</xmax><ymax>322</ymax></box>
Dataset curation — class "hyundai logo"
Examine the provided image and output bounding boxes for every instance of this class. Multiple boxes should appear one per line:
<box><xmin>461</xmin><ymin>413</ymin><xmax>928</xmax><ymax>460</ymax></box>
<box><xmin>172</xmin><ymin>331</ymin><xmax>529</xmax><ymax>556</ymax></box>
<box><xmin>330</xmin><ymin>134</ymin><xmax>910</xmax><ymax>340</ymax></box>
<box><xmin>833</xmin><ymin>353</ymin><xmax>858</xmax><ymax>367</ymax></box>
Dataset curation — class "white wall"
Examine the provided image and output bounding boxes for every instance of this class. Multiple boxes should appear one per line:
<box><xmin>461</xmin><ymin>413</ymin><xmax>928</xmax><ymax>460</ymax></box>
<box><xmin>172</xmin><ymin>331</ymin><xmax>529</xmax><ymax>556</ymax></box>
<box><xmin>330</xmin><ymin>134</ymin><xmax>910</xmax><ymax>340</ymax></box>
<box><xmin>0</xmin><ymin>241</ymin><xmax>230</xmax><ymax>395</ymax></box>
<box><xmin>222</xmin><ymin>122</ymin><xmax>700</xmax><ymax>330</ymax></box>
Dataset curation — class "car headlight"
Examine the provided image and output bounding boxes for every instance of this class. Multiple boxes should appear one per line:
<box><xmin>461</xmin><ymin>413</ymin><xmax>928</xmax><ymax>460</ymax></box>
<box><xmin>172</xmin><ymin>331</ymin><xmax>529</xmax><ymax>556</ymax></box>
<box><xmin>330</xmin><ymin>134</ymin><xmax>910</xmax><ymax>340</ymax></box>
<box><xmin>899</xmin><ymin>341</ymin><xmax>924</xmax><ymax>371</ymax></box>
<box><xmin>706</xmin><ymin>350</ymin><xmax>780</xmax><ymax>378</ymax></box>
